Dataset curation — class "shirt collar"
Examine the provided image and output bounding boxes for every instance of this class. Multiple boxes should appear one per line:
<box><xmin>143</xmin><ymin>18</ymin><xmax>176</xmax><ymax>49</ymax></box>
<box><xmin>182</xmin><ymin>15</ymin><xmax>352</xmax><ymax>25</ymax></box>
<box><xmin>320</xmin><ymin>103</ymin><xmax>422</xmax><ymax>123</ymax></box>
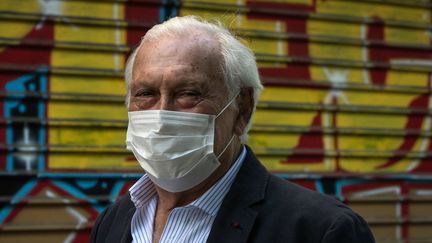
<box><xmin>129</xmin><ymin>145</ymin><xmax>247</xmax><ymax>214</ymax></box>
<box><xmin>129</xmin><ymin>173</ymin><xmax>156</xmax><ymax>208</ymax></box>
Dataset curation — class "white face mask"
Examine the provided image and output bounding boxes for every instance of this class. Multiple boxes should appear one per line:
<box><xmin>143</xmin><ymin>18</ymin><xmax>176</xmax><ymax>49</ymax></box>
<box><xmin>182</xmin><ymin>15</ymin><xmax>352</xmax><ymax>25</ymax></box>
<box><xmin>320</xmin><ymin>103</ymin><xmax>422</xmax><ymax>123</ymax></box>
<box><xmin>126</xmin><ymin>93</ymin><xmax>239</xmax><ymax>192</ymax></box>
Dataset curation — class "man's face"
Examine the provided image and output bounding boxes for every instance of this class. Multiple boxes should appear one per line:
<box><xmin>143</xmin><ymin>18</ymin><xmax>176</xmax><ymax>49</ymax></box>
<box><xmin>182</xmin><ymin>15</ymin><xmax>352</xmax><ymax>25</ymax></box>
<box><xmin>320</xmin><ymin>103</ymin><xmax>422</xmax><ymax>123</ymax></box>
<box><xmin>129</xmin><ymin>32</ymin><xmax>238</xmax><ymax>161</ymax></box>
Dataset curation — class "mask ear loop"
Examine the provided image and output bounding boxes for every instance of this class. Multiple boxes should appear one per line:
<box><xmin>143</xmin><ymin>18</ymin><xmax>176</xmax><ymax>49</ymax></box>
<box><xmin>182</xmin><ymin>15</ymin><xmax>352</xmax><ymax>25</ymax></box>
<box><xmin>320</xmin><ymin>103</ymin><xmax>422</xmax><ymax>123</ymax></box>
<box><xmin>216</xmin><ymin>135</ymin><xmax>236</xmax><ymax>159</ymax></box>
<box><xmin>215</xmin><ymin>90</ymin><xmax>241</xmax><ymax>159</ymax></box>
<box><xmin>215</xmin><ymin>90</ymin><xmax>241</xmax><ymax>118</ymax></box>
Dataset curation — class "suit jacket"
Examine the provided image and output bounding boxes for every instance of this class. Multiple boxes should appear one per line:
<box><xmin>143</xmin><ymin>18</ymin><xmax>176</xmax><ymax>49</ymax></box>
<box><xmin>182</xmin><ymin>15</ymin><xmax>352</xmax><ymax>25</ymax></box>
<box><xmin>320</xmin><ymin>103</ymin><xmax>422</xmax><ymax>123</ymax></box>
<box><xmin>91</xmin><ymin>147</ymin><xmax>375</xmax><ymax>243</ymax></box>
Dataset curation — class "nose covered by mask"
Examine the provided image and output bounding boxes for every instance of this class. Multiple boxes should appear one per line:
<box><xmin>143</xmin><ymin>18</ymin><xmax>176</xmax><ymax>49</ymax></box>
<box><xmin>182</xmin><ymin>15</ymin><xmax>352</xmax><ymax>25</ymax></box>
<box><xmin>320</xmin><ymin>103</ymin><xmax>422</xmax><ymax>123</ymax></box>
<box><xmin>126</xmin><ymin>92</ymin><xmax>239</xmax><ymax>192</ymax></box>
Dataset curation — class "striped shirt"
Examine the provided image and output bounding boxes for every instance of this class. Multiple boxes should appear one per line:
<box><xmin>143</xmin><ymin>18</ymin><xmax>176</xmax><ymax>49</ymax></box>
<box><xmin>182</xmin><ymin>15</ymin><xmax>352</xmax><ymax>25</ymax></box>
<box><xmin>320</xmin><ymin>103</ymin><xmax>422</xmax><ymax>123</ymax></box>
<box><xmin>129</xmin><ymin>145</ymin><xmax>246</xmax><ymax>243</ymax></box>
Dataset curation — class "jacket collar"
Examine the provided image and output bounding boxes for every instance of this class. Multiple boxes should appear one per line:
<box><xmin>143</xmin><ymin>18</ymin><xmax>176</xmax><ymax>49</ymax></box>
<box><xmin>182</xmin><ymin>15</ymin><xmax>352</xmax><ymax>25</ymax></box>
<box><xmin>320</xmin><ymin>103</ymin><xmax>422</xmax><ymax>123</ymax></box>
<box><xmin>206</xmin><ymin>146</ymin><xmax>269</xmax><ymax>243</ymax></box>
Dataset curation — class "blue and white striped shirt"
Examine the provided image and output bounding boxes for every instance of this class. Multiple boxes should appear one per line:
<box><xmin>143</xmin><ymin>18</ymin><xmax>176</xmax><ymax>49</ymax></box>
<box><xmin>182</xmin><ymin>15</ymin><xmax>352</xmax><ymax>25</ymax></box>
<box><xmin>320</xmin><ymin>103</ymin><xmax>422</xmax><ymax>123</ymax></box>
<box><xmin>129</xmin><ymin>145</ymin><xmax>246</xmax><ymax>243</ymax></box>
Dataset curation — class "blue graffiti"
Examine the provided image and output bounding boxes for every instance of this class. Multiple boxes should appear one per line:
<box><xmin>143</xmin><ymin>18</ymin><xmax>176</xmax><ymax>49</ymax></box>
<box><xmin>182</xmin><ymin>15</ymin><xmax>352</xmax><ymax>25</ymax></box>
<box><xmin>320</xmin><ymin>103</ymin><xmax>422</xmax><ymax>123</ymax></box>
<box><xmin>4</xmin><ymin>68</ymin><xmax>48</xmax><ymax>172</ymax></box>
<box><xmin>160</xmin><ymin>0</ymin><xmax>179</xmax><ymax>22</ymax></box>
<box><xmin>0</xmin><ymin>179</ymin><xmax>37</xmax><ymax>224</ymax></box>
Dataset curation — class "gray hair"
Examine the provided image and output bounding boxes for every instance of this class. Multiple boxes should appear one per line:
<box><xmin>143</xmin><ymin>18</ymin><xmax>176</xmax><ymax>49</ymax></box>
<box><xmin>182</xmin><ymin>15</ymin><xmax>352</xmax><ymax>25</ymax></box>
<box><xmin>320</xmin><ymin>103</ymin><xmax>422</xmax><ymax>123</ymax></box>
<box><xmin>124</xmin><ymin>15</ymin><xmax>263</xmax><ymax>142</ymax></box>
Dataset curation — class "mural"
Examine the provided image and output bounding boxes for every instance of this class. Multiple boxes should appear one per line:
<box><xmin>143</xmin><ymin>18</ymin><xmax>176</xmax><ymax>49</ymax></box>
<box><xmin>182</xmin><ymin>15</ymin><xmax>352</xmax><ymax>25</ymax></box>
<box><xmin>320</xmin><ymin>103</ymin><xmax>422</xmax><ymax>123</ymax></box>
<box><xmin>0</xmin><ymin>0</ymin><xmax>431</xmax><ymax>242</ymax></box>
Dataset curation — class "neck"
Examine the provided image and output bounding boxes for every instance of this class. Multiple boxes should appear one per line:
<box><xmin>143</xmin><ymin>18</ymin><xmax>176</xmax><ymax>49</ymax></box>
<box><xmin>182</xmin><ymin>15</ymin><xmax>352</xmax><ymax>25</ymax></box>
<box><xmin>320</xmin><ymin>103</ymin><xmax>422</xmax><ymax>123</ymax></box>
<box><xmin>154</xmin><ymin>141</ymin><xmax>242</xmax><ymax>211</ymax></box>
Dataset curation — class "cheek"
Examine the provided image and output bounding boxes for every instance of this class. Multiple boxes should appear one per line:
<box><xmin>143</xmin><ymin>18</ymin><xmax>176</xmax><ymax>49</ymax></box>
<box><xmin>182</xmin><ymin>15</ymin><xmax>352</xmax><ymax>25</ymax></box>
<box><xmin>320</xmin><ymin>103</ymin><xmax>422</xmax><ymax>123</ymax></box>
<box><xmin>128</xmin><ymin>100</ymin><xmax>141</xmax><ymax>111</ymax></box>
<box><xmin>214</xmin><ymin>111</ymin><xmax>236</xmax><ymax>141</ymax></box>
<box><xmin>128</xmin><ymin>103</ymin><xmax>137</xmax><ymax>111</ymax></box>
<box><xmin>129</xmin><ymin>100</ymin><xmax>148</xmax><ymax>112</ymax></box>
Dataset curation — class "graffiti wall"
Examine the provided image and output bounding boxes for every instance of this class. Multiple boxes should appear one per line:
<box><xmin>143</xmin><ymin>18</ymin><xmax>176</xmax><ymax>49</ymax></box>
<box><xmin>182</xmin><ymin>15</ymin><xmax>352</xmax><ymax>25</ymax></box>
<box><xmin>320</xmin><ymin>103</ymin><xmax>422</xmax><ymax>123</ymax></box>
<box><xmin>0</xmin><ymin>0</ymin><xmax>431</xmax><ymax>242</ymax></box>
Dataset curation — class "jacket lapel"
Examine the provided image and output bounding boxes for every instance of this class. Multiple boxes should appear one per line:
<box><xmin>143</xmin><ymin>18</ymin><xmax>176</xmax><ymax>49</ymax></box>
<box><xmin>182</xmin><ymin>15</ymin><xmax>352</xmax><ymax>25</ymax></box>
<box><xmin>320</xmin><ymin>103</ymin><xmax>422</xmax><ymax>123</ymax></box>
<box><xmin>105</xmin><ymin>195</ymin><xmax>136</xmax><ymax>243</ymax></box>
<box><xmin>120</xmin><ymin>207</ymin><xmax>135</xmax><ymax>243</ymax></box>
<box><xmin>207</xmin><ymin>146</ymin><xmax>268</xmax><ymax>243</ymax></box>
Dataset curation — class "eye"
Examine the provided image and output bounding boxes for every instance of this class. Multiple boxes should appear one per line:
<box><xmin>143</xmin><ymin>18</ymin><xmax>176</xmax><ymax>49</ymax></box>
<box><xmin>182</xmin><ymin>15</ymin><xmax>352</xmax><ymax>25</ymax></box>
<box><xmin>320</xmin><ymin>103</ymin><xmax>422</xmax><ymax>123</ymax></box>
<box><xmin>176</xmin><ymin>90</ymin><xmax>203</xmax><ymax>108</ymax></box>
<box><xmin>179</xmin><ymin>90</ymin><xmax>200</xmax><ymax>97</ymax></box>
<box><xmin>130</xmin><ymin>88</ymin><xmax>159</xmax><ymax>110</ymax></box>
<box><xmin>135</xmin><ymin>89</ymin><xmax>155</xmax><ymax>97</ymax></box>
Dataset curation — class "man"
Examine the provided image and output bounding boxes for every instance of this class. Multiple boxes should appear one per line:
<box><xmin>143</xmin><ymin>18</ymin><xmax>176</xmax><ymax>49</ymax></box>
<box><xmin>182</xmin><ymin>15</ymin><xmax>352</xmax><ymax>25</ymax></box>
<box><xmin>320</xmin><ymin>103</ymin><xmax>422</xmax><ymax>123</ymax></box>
<box><xmin>91</xmin><ymin>16</ymin><xmax>375</xmax><ymax>243</ymax></box>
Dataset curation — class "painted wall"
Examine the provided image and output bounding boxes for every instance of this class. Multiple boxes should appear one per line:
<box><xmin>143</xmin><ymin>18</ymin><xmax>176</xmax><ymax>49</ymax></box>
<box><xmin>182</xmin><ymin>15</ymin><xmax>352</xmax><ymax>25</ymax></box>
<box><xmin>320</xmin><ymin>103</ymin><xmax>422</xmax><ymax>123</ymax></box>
<box><xmin>0</xmin><ymin>0</ymin><xmax>431</xmax><ymax>242</ymax></box>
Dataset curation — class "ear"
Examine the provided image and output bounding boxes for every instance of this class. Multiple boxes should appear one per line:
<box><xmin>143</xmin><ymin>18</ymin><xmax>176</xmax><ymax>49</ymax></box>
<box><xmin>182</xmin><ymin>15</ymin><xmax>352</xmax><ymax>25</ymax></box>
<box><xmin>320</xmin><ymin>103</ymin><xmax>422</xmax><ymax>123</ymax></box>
<box><xmin>234</xmin><ymin>87</ymin><xmax>254</xmax><ymax>137</ymax></box>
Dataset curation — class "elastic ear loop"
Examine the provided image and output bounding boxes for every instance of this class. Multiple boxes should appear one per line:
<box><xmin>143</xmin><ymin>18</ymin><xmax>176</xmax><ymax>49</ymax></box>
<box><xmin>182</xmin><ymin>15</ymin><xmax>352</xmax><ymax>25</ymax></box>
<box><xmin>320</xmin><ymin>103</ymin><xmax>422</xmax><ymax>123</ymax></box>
<box><xmin>216</xmin><ymin>135</ymin><xmax>236</xmax><ymax>159</ymax></box>
<box><xmin>214</xmin><ymin>90</ymin><xmax>241</xmax><ymax>159</ymax></box>
<box><xmin>216</xmin><ymin>90</ymin><xmax>241</xmax><ymax>118</ymax></box>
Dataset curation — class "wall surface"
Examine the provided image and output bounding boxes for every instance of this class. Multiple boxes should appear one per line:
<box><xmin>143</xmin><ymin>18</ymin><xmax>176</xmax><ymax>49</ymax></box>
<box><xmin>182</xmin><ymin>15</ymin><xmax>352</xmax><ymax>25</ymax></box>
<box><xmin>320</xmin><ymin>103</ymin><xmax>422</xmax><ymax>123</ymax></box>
<box><xmin>0</xmin><ymin>0</ymin><xmax>431</xmax><ymax>242</ymax></box>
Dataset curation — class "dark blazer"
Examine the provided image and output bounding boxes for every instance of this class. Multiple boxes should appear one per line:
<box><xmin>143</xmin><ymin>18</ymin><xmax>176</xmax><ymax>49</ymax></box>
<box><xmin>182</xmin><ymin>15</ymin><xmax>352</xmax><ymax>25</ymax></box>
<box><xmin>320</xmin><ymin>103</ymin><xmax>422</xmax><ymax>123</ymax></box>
<box><xmin>91</xmin><ymin>147</ymin><xmax>375</xmax><ymax>243</ymax></box>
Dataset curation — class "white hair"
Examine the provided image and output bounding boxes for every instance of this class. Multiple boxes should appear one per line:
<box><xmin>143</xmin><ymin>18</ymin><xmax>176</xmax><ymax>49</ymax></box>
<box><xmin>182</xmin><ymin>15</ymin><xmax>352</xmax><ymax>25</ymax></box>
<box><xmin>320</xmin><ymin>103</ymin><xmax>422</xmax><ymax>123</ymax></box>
<box><xmin>125</xmin><ymin>15</ymin><xmax>263</xmax><ymax>142</ymax></box>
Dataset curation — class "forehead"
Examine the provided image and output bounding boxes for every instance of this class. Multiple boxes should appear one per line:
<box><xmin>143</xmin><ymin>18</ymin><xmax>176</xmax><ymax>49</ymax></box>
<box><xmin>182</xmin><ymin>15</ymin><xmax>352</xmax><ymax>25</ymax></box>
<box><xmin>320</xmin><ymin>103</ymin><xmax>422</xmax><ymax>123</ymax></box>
<box><xmin>133</xmin><ymin>31</ymin><xmax>223</xmax><ymax>77</ymax></box>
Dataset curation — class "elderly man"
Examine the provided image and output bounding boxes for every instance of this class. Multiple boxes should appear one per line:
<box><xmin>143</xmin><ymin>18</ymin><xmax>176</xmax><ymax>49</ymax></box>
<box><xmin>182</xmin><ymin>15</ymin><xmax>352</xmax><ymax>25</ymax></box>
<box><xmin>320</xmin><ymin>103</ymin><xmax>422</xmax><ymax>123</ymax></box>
<box><xmin>91</xmin><ymin>16</ymin><xmax>375</xmax><ymax>243</ymax></box>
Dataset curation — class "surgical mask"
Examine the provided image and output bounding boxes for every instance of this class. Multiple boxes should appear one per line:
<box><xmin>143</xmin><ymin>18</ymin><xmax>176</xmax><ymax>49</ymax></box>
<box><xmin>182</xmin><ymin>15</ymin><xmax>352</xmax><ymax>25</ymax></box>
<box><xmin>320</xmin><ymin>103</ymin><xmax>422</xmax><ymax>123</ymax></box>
<box><xmin>126</xmin><ymin>92</ymin><xmax>239</xmax><ymax>192</ymax></box>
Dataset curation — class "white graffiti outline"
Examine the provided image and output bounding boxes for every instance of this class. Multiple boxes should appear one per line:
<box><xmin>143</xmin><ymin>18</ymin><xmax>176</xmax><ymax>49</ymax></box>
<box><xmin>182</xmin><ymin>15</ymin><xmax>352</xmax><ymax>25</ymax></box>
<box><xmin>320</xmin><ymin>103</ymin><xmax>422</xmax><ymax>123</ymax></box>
<box><xmin>46</xmin><ymin>190</ymin><xmax>87</xmax><ymax>243</ymax></box>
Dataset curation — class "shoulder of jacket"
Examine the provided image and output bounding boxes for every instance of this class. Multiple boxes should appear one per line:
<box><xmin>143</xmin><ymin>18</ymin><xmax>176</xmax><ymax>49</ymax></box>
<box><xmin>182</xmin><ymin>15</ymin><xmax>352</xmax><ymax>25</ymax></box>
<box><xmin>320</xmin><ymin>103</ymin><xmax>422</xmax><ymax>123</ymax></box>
<box><xmin>110</xmin><ymin>193</ymin><xmax>135</xmax><ymax>214</ymax></box>
<box><xmin>265</xmin><ymin>174</ymin><xmax>351</xmax><ymax>217</ymax></box>
<box><xmin>99</xmin><ymin>193</ymin><xmax>134</xmax><ymax>225</ymax></box>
